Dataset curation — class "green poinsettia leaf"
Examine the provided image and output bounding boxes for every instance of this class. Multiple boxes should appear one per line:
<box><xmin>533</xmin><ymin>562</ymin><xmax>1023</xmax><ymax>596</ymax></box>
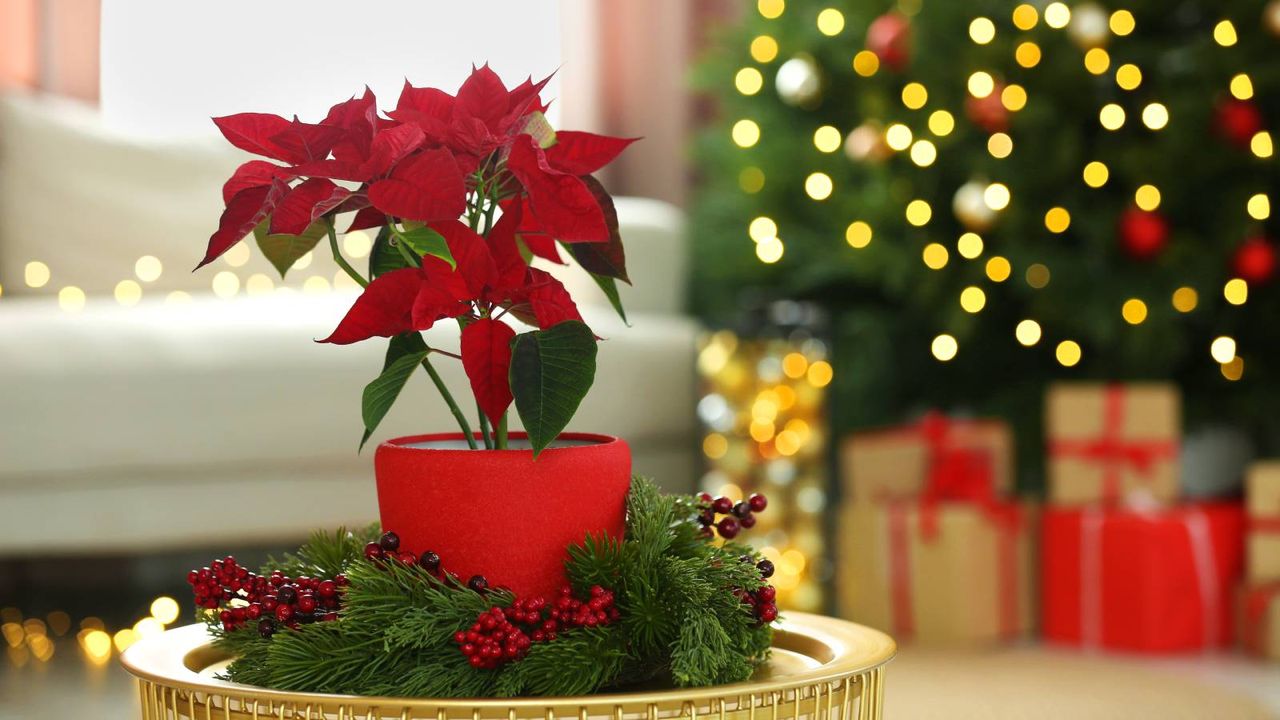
<box><xmin>368</xmin><ymin>226</ymin><xmax>410</xmax><ymax>278</ymax></box>
<box><xmin>391</xmin><ymin>222</ymin><xmax>455</xmax><ymax>268</ymax></box>
<box><xmin>360</xmin><ymin>333</ymin><xmax>429</xmax><ymax>451</ymax></box>
<box><xmin>253</xmin><ymin>220</ymin><xmax>327</xmax><ymax>279</ymax></box>
<box><xmin>588</xmin><ymin>272</ymin><xmax>629</xmax><ymax>325</ymax></box>
<box><xmin>508</xmin><ymin>320</ymin><xmax>598</xmax><ymax>457</ymax></box>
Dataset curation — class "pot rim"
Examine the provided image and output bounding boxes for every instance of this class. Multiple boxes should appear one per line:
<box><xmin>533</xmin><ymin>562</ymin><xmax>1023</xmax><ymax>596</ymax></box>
<box><xmin>378</xmin><ymin>431</ymin><xmax>625</xmax><ymax>455</ymax></box>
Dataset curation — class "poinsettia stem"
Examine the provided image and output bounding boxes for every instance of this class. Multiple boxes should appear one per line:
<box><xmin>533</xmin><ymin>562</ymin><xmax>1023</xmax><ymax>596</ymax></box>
<box><xmin>325</xmin><ymin>220</ymin><xmax>368</xmax><ymax>288</ymax></box>
<box><xmin>495</xmin><ymin>413</ymin><xmax>508</xmax><ymax>450</ymax></box>
<box><xmin>476</xmin><ymin>402</ymin><xmax>494</xmax><ymax>449</ymax></box>
<box><xmin>416</xmin><ymin>356</ymin><xmax>478</xmax><ymax>449</ymax></box>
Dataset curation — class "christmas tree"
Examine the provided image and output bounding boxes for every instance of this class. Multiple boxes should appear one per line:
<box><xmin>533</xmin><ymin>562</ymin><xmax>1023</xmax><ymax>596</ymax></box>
<box><xmin>691</xmin><ymin>0</ymin><xmax>1280</xmax><ymax>477</ymax></box>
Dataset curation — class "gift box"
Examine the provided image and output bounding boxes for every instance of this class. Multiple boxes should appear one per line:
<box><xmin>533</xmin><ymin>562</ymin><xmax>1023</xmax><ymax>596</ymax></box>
<box><xmin>1246</xmin><ymin>462</ymin><xmax>1280</xmax><ymax>584</ymax></box>
<box><xmin>1239</xmin><ymin>582</ymin><xmax>1280</xmax><ymax>660</ymax></box>
<box><xmin>837</xmin><ymin>498</ymin><xmax>1034</xmax><ymax>645</ymax></box>
<box><xmin>1045</xmin><ymin>383</ymin><xmax>1181</xmax><ymax>505</ymax></box>
<box><xmin>1041</xmin><ymin>503</ymin><xmax>1244</xmax><ymax>652</ymax></box>
<box><xmin>841</xmin><ymin>412</ymin><xmax>1012</xmax><ymax>504</ymax></box>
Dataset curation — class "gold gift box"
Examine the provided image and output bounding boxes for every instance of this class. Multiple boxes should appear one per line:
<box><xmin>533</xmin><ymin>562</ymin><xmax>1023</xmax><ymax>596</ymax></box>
<box><xmin>1247</xmin><ymin>462</ymin><xmax>1280</xmax><ymax>584</ymax></box>
<box><xmin>841</xmin><ymin>417</ymin><xmax>1012</xmax><ymax>504</ymax></box>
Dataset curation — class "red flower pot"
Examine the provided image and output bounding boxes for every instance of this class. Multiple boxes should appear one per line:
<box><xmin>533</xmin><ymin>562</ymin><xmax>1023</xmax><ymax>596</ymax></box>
<box><xmin>374</xmin><ymin>432</ymin><xmax>631</xmax><ymax>599</ymax></box>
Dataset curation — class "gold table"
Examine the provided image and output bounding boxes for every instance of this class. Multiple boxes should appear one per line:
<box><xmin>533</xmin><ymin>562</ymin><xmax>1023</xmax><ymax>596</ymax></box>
<box><xmin>120</xmin><ymin>612</ymin><xmax>894</xmax><ymax>720</ymax></box>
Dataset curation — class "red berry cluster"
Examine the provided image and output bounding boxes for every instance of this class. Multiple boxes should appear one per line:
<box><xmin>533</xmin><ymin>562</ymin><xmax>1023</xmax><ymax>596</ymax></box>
<box><xmin>453</xmin><ymin>585</ymin><xmax>618</xmax><ymax>669</ymax></box>
<box><xmin>740</xmin><ymin>557</ymin><xmax>778</xmax><ymax>625</ymax></box>
<box><xmin>363</xmin><ymin>531</ymin><xmax>444</xmax><ymax>575</ymax></box>
<box><xmin>696</xmin><ymin>492</ymin><xmax>768</xmax><ymax>540</ymax></box>
<box><xmin>185</xmin><ymin>556</ymin><xmax>348</xmax><ymax>637</ymax></box>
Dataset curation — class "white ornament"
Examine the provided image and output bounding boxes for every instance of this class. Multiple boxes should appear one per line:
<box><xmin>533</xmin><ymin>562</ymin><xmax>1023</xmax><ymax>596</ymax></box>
<box><xmin>775</xmin><ymin>54</ymin><xmax>822</xmax><ymax>107</ymax></box>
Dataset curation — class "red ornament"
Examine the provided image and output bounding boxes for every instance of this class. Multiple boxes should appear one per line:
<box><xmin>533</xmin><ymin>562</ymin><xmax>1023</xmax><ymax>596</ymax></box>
<box><xmin>1215</xmin><ymin>99</ymin><xmax>1264</xmax><ymax>147</ymax></box>
<box><xmin>965</xmin><ymin>82</ymin><xmax>1009</xmax><ymax>133</ymax></box>
<box><xmin>1233</xmin><ymin>236</ymin><xmax>1277</xmax><ymax>283</ymax></box>
<box><xmin>1118</xmin><ymin>206</ymin><xmax>1169</xmax><ymax>260</ymax></box>
<box><xmin>866</xmin><ymin>12</ymin><xmax>911</xmax><ymax>71</ymax></box>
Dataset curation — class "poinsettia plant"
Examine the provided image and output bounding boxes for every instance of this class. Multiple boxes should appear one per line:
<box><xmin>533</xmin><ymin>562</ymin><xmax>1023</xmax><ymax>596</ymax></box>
<box><xmin>199</xmin><ymin>65</ymin><xmax>636</xmax><ymax>454</ymax></box>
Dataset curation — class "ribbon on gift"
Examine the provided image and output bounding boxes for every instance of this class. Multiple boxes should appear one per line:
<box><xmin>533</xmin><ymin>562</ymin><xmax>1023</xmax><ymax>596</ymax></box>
<box><xmin>917</xmin><ymin>412</ymin><xmax>996</xmax><ymax>503</ymax></box>
<box><xmin>1048</xmin><ymin>384</ymin><xmax>1178</xmax><ymax>504</ymax></box>
<box><xmin>1078</xmin><ymin>507</ymin><xmax>1221</xmax><ymax>650</ymax></box>
<box><xmin>1248</xmin><ymin>515</ymin><xmax>1280</xmax><ymax>534</ymax></box>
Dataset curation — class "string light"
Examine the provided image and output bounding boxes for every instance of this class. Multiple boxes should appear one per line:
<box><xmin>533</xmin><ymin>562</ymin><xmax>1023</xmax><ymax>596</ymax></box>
<box><xmin>922</xmin><ymin>242</ymin><xmax>949</xmax><ymax>269</ymax></box>
<box><xmin>1016</xmin><ymin>42</ymin><xmax>1042</xmax><ymax>68</ymax></box>
<box><xmin>1015</xmin><ymin>319</ymin><xmax>1042</xmax><ymax>346</ymax></box>
<box><xmin>735</xmin><ymin>68</ymin><xmax>764</xmax><ymax>95</ymax></box>
<box><xmin>758</xmin><ymin>0</ymin><xmax>785</xmax><ymax>20</ymax></box>
<box><xmin>1247</xmin><ymin>193</ymin><xmax>1270</xmax><ymax>220</ymax></box>
<box><xmin>928</xmin><ymin>110</ymin><xmax>955</xmax><ymax>136</ymax></box>
<box><xmin>58</xmin><ymin>286</ymin><xmax>85</xmax><ymax>312</ymax></box>
<box><xmin>906</xmin><ymin>199</ymin><xmax>932</xmax><ymax>226</ymax></box>
<box><xmin>988</xmin><ymin>133</ymin><xmax>1013</xmax><ymax>158</ymax></box>
<box><xmin>1253</xmin><ymin>132</ymin><xmax>1274</xmax><ymax>159</ymax></box>
<box><xmin>749</xmin><ymin>217</ymin><xmax>778</xmax><ymax>242</ymax></box>
<box><xmin>739</xmin><ymin>167</ymin><xmax>766</xmax><ymax>193</ymax></box>
<box><xmin>808</xmin><ymin>361</ymin><xmax>833</xmax><ymax>387</ymax></box>
<box><xmin>1099</xmin><ymin>103</ymin><xmax>1126</xmax><ymax>130</ymax></box>
<box><xmin>1084</xmin><ymin>48</ymin><xmax>1110</xmax><ymax>75</ymax></box>
<box><xmin>751</xmin><ymin>35</ymin><xmax>779</xmax><ymax>63</ymax></box>
<box><xmin>114</xmin><ymin>280</ymin><xmax>142</xmax><ymax>306</ymax></box>
<box><xmin>885</xmin><ymin>123</ymin><xmax>913</xmax><ymax>150</ymax></box>
<box><xmin>1222</xmin><ymin>357</ymin><xmax>1244</xmax><ymax>381</ymax></box>
<box><xmin>969</xmin><ymin>17</ymin><xmax>996</xmax><ymax>44</ymax></box>
<box><xmin>1083</xmin><ymin>161</ymin><xmax>1109</xmax><ymax>187</ymax></box>
<box><xmin>212</xmin><ymin>271</ymin><xmax>240</xmax><ymax>298</ymax></box>
<box><xmin>1026</xmin><ymin>263</ymin><xmax>1051</xmax><ymax>288</ymax></box>
<box><xmin>852</xmin><ymin>50</ymin><xmax>879</xmax><ymax>77</ymax></box>
<box><xmin>813</xmin><ymin>125</ymin><xmax>841</xmax><ymax>152</ymax></box>
<box><xmin>1142</xmin><ymin>103</ymin><xmax>1169</xmax><ymax>130</ymax></box>
<box><xmin>1230</xmin><ymin>74</ymin><xmax>1254</xmax><ymax>100</ymax></box>
<box><xmin>1044</xmin><ymin>2</ymin><xmax>1071</xmax><ymax>29</ymax></box>
<box><xmin>732</xmin><ymin>119</ymin><xmax>761</xmax><ymax>148</ymax></box>
<box><xmin>804</xmin><ymin>172</ymin><xmax>833</xmax><ymax>200</ymax></box>
<box><xmin>1012</xmin><ymin>4</ymin><xmax>1038</xmax><ymax>30</ymax></box>
<box><xmin>1172</xmin><ymin>287</ymin><xmax>1198</xmax><ymax>313</ymax></box>
<box><xmin>1056</xmin><ymin>340</ymin><xmax>1082</xmax><ymax>367</ymax></box>
<box><xmin>1210</xmin><ymin>336</ymin><xmax>1237</xmax><ymax>364</ymax></box>
<box><xmin>1224</xmin><ymin>278</ymin><xmax>1248</xmax><ymax>305</ymax></box>
<box><xmin>1109</xmin><ymin>10</ymin><xmax>1135</xmax><ymax>35</ymax></box>
<box><xmin>959</xmin><ymin>286</ymin><xmax>987</xmax><ymax>313</ymax></box>
<box><xmin>986</xmin><ymin>256</ymin><xmax>1012</xmax><ymax>282</ymax></box>
<box><xmin>24</xmin><ymin>261</ymin><xmax>50</xmax><ymax>288</ymax></box>
<box><xmin>968</xmin><ymin>71</ymin><xmax>995</xmax><ymax>98</ymax></box>
<box><xmin>1121</xmin><ymin>298</ymin><xmax>1148</xmax><ymax>324</ymax></box>
<box><xmin>1213</xmin><ymin>19</ymin><xmax>1237</xmax><ymax>46</ymax></box>
<box><xmin>343</xmin><ymin>231</ymin><xmax>373</xmax><ymax>258</ymax></box>
<box><xmin>984</xmin><ymin>182</ymin><xmax>1011</xmax><ymax>210</ymax></box>
<box><xmin>910</xmin><ymin>140</ymin><xmax>937</xmax><ymax>166</ymax></box>
<box><xmin>165</xmin><ymin>290</ymin><xmax>192</xmax><ymax>304</ymax></box>
<box><xmin>931</xmin><ymin>334</ymin><xmax>958</xmax><ymax>361</ymax></box>
<box><xmin>1002</xmin><ymin>84</ymin><xmax>1027</xmax><ymax>111</ymax></box>
<box><xmin>223</xmin><ymin>243</ymin><xmax>250</xmax><ymax>268</ymax></box>
<box><xmin>845</xmin><ymin>221</ymin><xmax>872</xmax><ymax>249</ymax></box>
<box><xmin>957</xmin><ymin>232</ymin><xmax>984</xmax><ymax>259</ymax></box>
<box><xmin>135</xmin><ymin>256</ymin><xmax>162</xmax><ymax>282</ymax></box>
<box><xmin>901</xmin><ymin>82</ymin><xmax>928</xmax><ymax>109</ymax></box>
<box><xmin>150</xmin><ymin>598</ymin><xmax>180</xmax><ymax>625</ymax></box>
<box><xmin>756</xmin><ymin>237</ymin><xmax>784</xmax><ymax>263</ymax></box>
<box><xmin>245</xmin><ymin>273</ymin><xmax>274</xmax><ymax>295</ymax></box>
<box><xmin>816</xmin><ymin>8</ymin><xmax>845</xmax><ymax>35</ymax></box>
<box><xmin>1045</xmin><ymin>207</ymin><xmax>1071</xmax><ymax>233</ymax></box>
<box><xmin>1115</xmin><ymin>64</ymin><xmax>1142</xmax><ymax>90</ymax></box>
<box><xmin>1135</xmin><ymin>184</ymin><xmax>1161</xmax><ymax>211</ymax></box>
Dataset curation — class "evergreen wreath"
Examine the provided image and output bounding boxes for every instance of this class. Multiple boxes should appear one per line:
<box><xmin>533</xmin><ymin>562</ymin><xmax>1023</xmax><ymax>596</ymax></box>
<box><xmin>187</xmin><ymin>479</ymin><xmax>778</xmax><ymax>697</ymax></box>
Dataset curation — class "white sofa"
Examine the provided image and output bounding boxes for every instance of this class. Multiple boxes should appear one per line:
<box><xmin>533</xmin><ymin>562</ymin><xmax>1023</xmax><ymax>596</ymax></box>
<box><xmin>0</xmin><ymin>93</ymin><xmax>698</xmax><ymax>555</ymax></box>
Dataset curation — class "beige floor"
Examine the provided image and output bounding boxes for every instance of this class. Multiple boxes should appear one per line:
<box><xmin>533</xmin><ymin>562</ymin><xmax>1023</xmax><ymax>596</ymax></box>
<box><xmin>3</xmin><ymin>643</ymin><xmax>1279</xmax><ymax>719</ymax></box>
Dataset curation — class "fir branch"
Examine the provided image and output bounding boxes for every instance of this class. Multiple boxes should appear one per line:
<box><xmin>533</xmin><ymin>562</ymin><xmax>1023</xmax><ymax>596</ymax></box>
<box><xmin>264</xmin><ymin>524</ymin><xmax>379</xmax><ymax>578</ymax></box>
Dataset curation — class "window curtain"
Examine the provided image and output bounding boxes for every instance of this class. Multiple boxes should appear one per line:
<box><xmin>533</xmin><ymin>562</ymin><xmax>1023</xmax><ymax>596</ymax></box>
<box><xmin>0</xmin><ymin>0</ymin><xmax>99</xmax><ymax>101</ymax></box>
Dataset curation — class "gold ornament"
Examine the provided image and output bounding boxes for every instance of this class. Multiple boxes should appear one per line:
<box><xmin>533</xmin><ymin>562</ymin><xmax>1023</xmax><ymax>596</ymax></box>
<box><xmin>1265</xmin><ymin>0</ymin><xmax>1280</xmax><ymax>36</ymax></box>
<box><xmin>844</xmin><ymin>121</ymin><xmax>892</xmax><ymax>163</ymax></box>
<box><xmin>1067</xmin><ymin>3</ymin><xmax>1110</xmax><ymax>48</ymax></box>
<box><xmin>775</xmin><ymin>54</ymin><xmax>823</xmax><ymax>107</ymax></box>
<box><xmin>953</xmin><ymin>180</ymin><xmax>998</xmax><ymax>232</ymax></box>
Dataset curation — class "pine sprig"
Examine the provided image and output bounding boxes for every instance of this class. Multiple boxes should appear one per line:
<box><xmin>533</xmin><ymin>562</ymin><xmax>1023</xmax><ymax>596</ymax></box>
<box><xmin>208</xmin><ymin>477</ymin><xmax>773</xmax><ymax>697</ymax></box>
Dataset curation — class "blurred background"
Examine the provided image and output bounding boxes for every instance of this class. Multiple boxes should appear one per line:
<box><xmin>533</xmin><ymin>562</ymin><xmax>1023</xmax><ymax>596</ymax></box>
<box><xmin>2</xmin><ymin>0</ymin><xmax>1280</xmax><ymax>717</ymax></box>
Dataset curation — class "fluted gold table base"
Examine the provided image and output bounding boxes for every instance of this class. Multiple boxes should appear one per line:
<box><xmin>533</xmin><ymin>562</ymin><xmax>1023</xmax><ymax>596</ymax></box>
<box><xmin>120</xmin><ymin>612</ymin><xmax>895</xmax><ymax>720</ymax></box>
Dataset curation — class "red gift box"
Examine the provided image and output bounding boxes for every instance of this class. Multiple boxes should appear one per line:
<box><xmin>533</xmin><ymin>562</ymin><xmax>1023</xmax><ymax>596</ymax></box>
<box><xmin>1041</xmin><ymin>503</ymin><xmax>1244</xmax><ymax>652</ymax></box>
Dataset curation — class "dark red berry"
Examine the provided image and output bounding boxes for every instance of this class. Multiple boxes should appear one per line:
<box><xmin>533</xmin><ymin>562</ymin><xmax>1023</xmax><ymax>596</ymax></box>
<box><xmin>278</xmin><ymin>586</ymin><xmax>297</xmax><ymax>604</ymax></box>
<box><xmin>419</xmin><ymin>551</ymin><xmax>441</xmax><ymax>573</ymax></box>
<box><xmin>363</xmin><ymin>542</ymin><xmax>384</xmax><ymax>560</ymax></box>
<box><xmin>749</xmin><ymin>493</ymin><xmax>768</xmax><ymax>512</ymax></box>
<box><xmin>697</xmin><ymin>492</ymin><xmax>713</xmax><ymax>504</ymax></box>
<box><xmin>468</xmin><ymin>575</ymin><xmax>489</xmax><ymax>593</ymax></box>
<box><xmin>757</xmin><ymin>585</ymin><xmax>777</xmax><ymax>602</ymax></box>
<box><xmin>733</xmin><ymin>501</ymin><xmax>752</xmax><ymax>519</ymax></box>
<box><xmin>757</xmin><ymin>559</ymin><xmax>775</xmax><ymax>578</ymax></box>
<box><xmin>717</xmin><ymin>517</ymin><xmax>741</xmax><ymax>539</ymax></box>
<box><xmin>275</xmin><ymin>604</ymin><xmax>294</xmax><ymax>622</ymax></box>
<box><xmin>379</xmin><ymin>531</ymin><xmax>401</xmax><ymax>552</ymax></box>
<box><xmin>740</xmin><ymin>513</ymin><xmax>756</xmax><ymax>529</ymax></box>
<box><xmin>712</xmin><ymin>496</ymin><xmax>733</xmax><ymax>514</ymax></box>
<box><xmin>258</xmin><ymin>618</ymin><xmax>276</xmax><ymax>638</ymax></box>
<box><xmin>298</xmin><ymin>596</ymin><xmax>317</xmax><ymax>614</ymax></box>
<box><xmin>186</xmin><ymin>570</ymin><xmax>199</xmax><ymax>585</ymax></box>
<box><xmin>317</xmin><ymin>580</ymin><xmax>336</xmax><ymax>598</ymax></box>
<box><xmin>398</xmin><ymin>551</ymin><xmax>417</xmax><ymax>565</ymax></box>
<box><xmin>758</xmin><ymin>604</ymin><xmax>778</xmax><ymax>623</ymax></box>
